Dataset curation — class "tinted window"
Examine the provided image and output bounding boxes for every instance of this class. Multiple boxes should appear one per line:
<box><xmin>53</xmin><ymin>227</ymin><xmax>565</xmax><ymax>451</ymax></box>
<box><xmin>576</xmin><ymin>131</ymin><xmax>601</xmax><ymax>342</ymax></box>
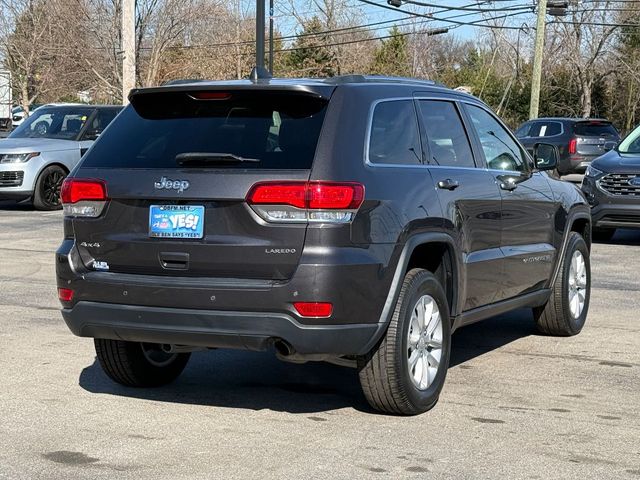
<box><xmin>573</xmin><ymin>122</ymin><xmax>618</xmax><ymax>137</ymax></box>
<box><xmin>81</xmin><ymin>92</ymin><xmax>327</xmax><ymax>169</ymax></box>
<box><xmin>528</xmin><ymin>121</ymin><xmax>562</xmax><ymax>137</ymax></box>
<box><xmin>515</xmin><ymin>122</ymin><xmax>531</xmax><ymax>137</ymax></box>
<box><xmin>466</xmin><ymin>104</ymin><xmax>529</xmax><ymax>173</ymax></box>
<box><xmin>368</xmin><ymin>100</ymin><xmax>421</xmax><ymax>165</ymax></box>
<box><xmin>418</xmin><ymin>100</ymin><xmax>475</xmax><ymax>168</ymax></box>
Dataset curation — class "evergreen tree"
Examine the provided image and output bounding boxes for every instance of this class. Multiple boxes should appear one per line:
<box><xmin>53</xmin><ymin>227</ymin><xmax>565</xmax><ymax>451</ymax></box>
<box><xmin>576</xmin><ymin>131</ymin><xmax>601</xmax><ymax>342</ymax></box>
<box><xmin>285</xmin><ymin>17</ymin><xmax>337</xmax><ymax>77</ymax></box>
<box><xmin>371</xmin><ymin>27</ymin><xmax>410</xmax><ymax>77</ymax></box>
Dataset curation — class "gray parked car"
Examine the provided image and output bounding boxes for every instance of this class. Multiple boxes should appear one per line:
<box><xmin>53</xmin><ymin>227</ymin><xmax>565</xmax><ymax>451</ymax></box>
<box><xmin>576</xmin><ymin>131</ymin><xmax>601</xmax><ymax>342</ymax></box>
<box><xmin>515</xmin><ymin>117</ymin><xmax>620</xmax><ymax>175</ymax></box>
<box><xmin>0</xmin><ymin>104</ymin><xmax>121</xmax><ymax>210</ymax></box>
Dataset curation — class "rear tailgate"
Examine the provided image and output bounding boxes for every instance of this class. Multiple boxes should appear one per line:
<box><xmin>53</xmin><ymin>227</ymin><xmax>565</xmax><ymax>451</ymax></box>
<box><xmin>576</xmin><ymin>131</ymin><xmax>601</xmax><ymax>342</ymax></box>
<box><xmin>69</xmin><ymin>87</ymin><xmax>332</xmax><ymax>280</ymax></box>
<box><xmin>573</xmin><ymin>121</ymin><xmax>619</xmax><ymax>156</ymax></box>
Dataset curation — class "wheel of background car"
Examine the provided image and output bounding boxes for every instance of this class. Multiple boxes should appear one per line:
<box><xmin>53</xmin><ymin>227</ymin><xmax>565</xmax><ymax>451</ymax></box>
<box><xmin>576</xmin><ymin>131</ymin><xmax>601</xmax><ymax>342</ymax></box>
<box><xmin>34</xmin><ymin>121</ymin><xmax>48</xmax><ymax>136</ymax></box>
<box><xmin>33</xmin><ymin>165</ymin><xmax>67</xmax><ymax>211</ymax></box>
<box><xmin>358</xmin><ymin>268</ymin><xmax>451</xmax><ymax>415</ymax></box>
<box><xmin>533</xmin><ymin>232</ymin><xmax>590</xmax><ymax>336</ymax></box>
<box><xmin>94</xmin><ymin>339</ymin><xmax>191</xmax><ymax>387</ymax></box>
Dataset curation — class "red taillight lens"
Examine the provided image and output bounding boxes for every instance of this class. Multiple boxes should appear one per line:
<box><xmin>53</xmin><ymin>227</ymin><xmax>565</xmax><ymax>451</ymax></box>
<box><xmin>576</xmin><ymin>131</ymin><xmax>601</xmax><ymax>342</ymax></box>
<box><xmin>247</xmin><ymin>182</ymin><xmax>307</xmax><ymax>208</ymax></box>
<box><xmin>293</xmin><ymin>302</ymin><xmax>333</xmax><ymax>318</ymax></box>
<box><xmin>568</xmin><ymin>138</ymin><xmax>577</xmax><ymax>155</ymax></box>
<box><xmin>247</xmin><ymin>182</ymin><xmax>364</xmax><ymax>210</ymax></box>
<box><xmin>308</xmin><ymin>182</ymin><xmax>364</xmax><ymax>209</ymax></box>
<box><xmin>58</xmin><ymin>288</ymin><xmax>74</xmax><ymax>302</ymax></box>
<box><xmin>61</xmin><ymin>178</ymin><xmax>107</xmax><ymax>204</ymax></box>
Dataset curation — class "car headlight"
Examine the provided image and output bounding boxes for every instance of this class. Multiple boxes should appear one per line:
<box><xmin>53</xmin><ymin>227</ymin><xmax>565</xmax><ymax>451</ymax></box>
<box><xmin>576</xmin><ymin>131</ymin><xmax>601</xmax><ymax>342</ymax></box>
<box><xmin>0</xmin><ymin>152</ymin><xmax>40</xmax><ymax>164</ymax></box>
<box><xmin>585</xmin><ymin>165</ymin><xmax>604</xmax><ymax>178</ymax></box>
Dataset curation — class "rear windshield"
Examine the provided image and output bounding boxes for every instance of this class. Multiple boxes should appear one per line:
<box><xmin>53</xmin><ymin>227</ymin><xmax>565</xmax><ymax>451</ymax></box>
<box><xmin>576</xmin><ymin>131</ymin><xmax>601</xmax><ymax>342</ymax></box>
<box><xmin>573</xmin><ymin>122</ymin><xmax>618</xmax><ymax>137</ymax></box>
<box><xmin>81</xmin><ymin>90</ymin><xmax>328</xmax><ymax>169</ymax></box>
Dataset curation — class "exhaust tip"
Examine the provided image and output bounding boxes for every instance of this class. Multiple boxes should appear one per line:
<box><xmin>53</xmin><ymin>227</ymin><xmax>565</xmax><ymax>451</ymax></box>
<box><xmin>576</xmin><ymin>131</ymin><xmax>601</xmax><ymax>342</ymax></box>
<box><xmin>273</xmin><ymin>339</ymin><xmax>294</xmax><ymax>357</ymax></box>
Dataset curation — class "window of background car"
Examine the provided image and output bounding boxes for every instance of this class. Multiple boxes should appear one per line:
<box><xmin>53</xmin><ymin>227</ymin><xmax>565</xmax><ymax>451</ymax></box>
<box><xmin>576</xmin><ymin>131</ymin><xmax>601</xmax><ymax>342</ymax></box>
<box><xmin>418</xmin><ymin>100</ymin><xmax>475</xmax><ymax>168</ymax></box>
<box><xmin>573</xmin><ymin>121</ymin><xmax>618</xmax><ymax>137</ymax></box>
<box><xmin>466</xmin><ymin>104</ymin><xmax>529</xmax><ymax>173</ymax></box>
<box><xmin>528</xmin><ymin>121</ymin><xmax>562</xmax><ymax>137</ymax></box>
<box><xmin>81</xmin><ymin>108</ymin><xmax>121</xmax><ymax>141</ymax></box>
<box><xmin>9</xmin><ymin>107</ymin><xmax>93</xmax><ymax>140</ymax></box>
<box><xmin>617</xmin><ymin>124</ymin><xmax>640</xmax><ymax>154</ymax></box>
<box><xmin>368</xmin><ymin>100</ymin><xmax>422</xmax><ymax>165</ymax></box>
<box><xmin>514</xmin><ymin>122</ymin><xmax>531</xmax><ymax>137</ymax></box>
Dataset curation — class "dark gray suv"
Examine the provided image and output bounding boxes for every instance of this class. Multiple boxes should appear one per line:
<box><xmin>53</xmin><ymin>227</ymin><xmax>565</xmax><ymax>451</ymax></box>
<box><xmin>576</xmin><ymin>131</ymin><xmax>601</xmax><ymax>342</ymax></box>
<box><xmin>56</xmin><ymin>76</ymin><xmax>592</xmax><ymax>415</ymax></box>
<box><xmin>516</xmin><ymin>117</ymin><xmax>620</xmax><ymax>175</ymax></box>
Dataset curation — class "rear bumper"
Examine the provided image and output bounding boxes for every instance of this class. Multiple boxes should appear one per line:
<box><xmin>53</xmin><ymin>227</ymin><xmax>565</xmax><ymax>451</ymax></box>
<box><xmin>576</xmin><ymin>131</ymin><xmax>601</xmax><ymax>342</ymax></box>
<box><xmin>61</xmin><ymin>301</ymin><xmax>382</xmax><ymax>355</ymax></box>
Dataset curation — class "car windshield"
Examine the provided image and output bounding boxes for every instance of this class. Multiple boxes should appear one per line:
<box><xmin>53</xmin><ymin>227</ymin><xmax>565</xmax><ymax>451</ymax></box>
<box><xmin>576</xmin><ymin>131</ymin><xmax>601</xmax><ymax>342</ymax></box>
<box><xmin>617</xmin><ymin>124</ymin><xmax>640</xmax><ymax>154</ymax></box>
<box><xmin>9</xmin><ymin>107</ymin><xmax>93</xmax><ymax>140</ymax></box>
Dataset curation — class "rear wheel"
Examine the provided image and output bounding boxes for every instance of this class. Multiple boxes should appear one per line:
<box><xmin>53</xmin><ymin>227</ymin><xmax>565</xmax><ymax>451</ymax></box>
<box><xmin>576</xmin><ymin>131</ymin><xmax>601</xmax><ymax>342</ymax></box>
<box><xmin>33</xmin><ymin>165</ymin><xmax>66</xmax><ymax>210</ymax></box>
<box><xmin>94</xmin><ymin>339</ymin><xmax>191</xmax><ymax>387</ymax></box>
<box><xmin>533</xmin><ymin>232</ymin><xmax>590</xmax><ymax>336</ymax></box>
<box><xmin>358</xmin><ymin>269</ymin><xmax>451</xmax><ymax>415</ymax></box>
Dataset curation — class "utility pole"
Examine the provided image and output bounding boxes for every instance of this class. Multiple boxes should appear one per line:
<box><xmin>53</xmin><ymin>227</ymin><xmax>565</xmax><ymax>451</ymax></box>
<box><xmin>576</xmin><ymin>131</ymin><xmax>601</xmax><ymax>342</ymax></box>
<box><xmin>529</xmin><ymin>0</ymin><xmax>548</xmax><ymax>120</ymax></box>
<box><xmin>256</xmin><ymin>0</ymin><xmax>266</xmax><ymax>70</ymax></box>
<box><xmin>269</xmin><ymin>0</ymin><xmax>274</xmax><ymax>74</ymax></box>
<box><xmin>122</xmin><ymin>0</ymin><xmax>136</xmax><ymax>105</ymax></box>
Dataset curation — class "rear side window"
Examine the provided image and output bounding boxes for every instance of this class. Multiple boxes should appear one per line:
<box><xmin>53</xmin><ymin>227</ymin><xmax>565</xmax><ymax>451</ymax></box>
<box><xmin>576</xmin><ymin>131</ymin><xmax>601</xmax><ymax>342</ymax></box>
<box><xmin>368</xmin><ymin>100</ymin><xmax>422</xmax><ymax>165</ymax></box>
<box><xmin>418</xmin><ymin>100</ymin><xmax>475</xmax><ymax>168</ymax></box>
<box><xmin>81</xmin><ymin>91</ymin><xmax>328</xmax><ymax>169</ymax></box>
<box><xmin>528</xmin><ymin>121</ymin><xmax>563</xmax><ymax>137</ymax></box>
<box><xmin>573</xmin><ymin>122</ymin><xmax>618</xmax><ymax>137</ymax></box>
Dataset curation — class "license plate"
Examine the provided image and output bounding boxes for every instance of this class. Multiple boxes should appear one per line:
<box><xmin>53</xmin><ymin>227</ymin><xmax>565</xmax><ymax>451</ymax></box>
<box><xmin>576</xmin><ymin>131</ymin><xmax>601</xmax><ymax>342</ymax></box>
<box><xmin>149</xmin><ymin>205</ymin><xmax>204</xmax><ymax>239</ymax></box>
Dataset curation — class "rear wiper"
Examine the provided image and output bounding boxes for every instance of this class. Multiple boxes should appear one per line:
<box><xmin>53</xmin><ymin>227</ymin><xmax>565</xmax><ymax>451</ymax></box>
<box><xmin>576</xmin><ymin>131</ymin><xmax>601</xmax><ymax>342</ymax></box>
<box><xmin>176</xmin><ymin>152</ymin><xmax>260</xmax><ymax>166</ymax></box>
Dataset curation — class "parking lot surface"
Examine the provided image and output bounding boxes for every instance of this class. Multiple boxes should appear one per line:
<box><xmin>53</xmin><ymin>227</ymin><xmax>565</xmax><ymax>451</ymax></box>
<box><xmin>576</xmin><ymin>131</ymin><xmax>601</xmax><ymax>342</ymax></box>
<box><xmin>0</xmin><ymin>200</ymin><xmax>638</xmax><ymax>479</ymax></box>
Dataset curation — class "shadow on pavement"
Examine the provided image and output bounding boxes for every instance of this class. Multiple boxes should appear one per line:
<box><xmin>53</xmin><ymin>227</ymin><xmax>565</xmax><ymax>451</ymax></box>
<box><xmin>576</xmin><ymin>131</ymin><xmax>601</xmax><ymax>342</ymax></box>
<box><xmin>593</xmin><ymin>228</ymin><xmax>640</xmax><ymax>246</ymax></box>
<box><xmin>79</xmin><ymin>309</ymin><xmax>537</xmax><ymax>413</ymax></box>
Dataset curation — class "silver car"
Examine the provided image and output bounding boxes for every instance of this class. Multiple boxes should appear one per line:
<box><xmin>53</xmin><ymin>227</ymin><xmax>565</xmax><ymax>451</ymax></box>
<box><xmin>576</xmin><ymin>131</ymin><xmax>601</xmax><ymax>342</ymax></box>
<box><xmin>0</xmin><ymin>104</ymin><xmax>121</xmax><ymax>210</ymax></box>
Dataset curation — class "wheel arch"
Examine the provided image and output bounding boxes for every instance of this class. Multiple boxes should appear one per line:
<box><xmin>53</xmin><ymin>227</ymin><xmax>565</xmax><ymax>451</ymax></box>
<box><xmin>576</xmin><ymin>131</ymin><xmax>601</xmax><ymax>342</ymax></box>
<box><xmin>550</xmin><ymin>206</ymin><xmax>591</xmax><ymax>287</ymax></box>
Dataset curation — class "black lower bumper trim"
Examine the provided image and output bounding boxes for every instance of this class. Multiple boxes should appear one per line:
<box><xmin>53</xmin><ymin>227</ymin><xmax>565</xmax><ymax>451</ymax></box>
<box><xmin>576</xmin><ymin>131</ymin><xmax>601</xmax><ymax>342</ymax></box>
<box><xmin>62</xmin><ymin>301</ymin><xmax>381</xmax><ymax>356</ymax></box>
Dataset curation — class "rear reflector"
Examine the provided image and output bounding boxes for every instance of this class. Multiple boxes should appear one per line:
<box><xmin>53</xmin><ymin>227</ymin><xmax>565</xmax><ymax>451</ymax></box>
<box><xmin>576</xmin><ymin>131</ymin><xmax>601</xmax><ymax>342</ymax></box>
<box><xmin>58</xmin><ymin>288</ymin><xmax>74</xmax><ymax>302</ymax></box>
<box><xmin>293</xmin><ymin>302</ymin><xmax>333</xmax><ymax>318</ymax></box>
<box><xmin>61</xmin><ymin>178</ymin><xmax>107</xmax><ymax>204</ymax></box>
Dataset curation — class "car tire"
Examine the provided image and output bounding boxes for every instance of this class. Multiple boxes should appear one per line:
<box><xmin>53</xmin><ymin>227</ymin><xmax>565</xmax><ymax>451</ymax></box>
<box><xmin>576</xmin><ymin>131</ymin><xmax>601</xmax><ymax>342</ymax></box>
<box><xmin>358</xmin><ymin>268</ymin><xmax>451</xmax><ymax>415</ymax></box>
<box><xmin>33</xmin><ymin>165</ymin><xmax>67</xmax><ymax>211</ymax></box>
<box><xmin>592</xmin><ymin>227</ymin><xmax>616</xmax><ymax>242</ymax></box>
<box><xmin>533</xmin><ymin>232</ymin><xmax>590</xmax><ymax>336</ymax></box>
<box><xmin>94</xmin><ymin>339</ymin><xmax>191</xmax><ymax>387</ymax></box>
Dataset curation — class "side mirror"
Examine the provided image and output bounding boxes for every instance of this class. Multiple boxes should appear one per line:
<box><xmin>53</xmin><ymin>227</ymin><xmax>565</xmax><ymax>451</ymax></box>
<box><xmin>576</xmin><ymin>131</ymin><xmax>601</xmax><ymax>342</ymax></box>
<box><xmin>533</xmin><ymin>143</ymin><xmax>558</xmax><ymax>171</ymax></box>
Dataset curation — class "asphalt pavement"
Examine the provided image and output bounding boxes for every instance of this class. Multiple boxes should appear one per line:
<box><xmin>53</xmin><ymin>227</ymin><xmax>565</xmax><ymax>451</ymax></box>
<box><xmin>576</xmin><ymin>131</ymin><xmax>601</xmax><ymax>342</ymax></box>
<box><xmin>0</xmin><ymin>200</ymin><xmax>638</xmax><ymax>479</ymax></box>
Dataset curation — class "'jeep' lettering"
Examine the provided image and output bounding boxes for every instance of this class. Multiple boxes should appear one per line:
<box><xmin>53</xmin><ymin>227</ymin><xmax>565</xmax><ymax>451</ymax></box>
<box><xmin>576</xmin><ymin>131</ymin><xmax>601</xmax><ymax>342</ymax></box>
<box><xmin>154</xmin><ymin>176</ymin><xmax>190</xmax><ymax>193</ymax></box>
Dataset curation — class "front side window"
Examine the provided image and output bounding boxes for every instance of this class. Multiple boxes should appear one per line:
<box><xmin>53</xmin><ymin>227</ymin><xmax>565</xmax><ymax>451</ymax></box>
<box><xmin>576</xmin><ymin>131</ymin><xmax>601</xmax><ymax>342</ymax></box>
<box><xmin>618</xmin><ymin>124</ymin><xmax>640</xmax><ymax>154</ymax></box>
<box><xmin>466</xmin><ymin>104</ymin><xmax>529</xmax><ymax>173</ymax></box>
<box><xmin>418</xmin><ymin>100</ymin><xmax>475</xmax><ymax>168</ymax></box>
<box><xmin>368</xmin><ymin>100</ymin><xmax>422</xmax><ymax>165</ymax></box>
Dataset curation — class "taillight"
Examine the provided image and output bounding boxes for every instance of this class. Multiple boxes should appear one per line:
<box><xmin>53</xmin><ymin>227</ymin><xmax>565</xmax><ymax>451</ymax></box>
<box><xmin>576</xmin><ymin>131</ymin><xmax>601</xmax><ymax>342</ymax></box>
<box><xmin>247</xmin><ymin>181</ymin><xmax>364</xmax><ymax>223</ymax></box>
<box><xmin>568</xmin><ymin>138</ymin><xmax>577</xmax><ymax>155</ymax></box>
<box><xmin>293</xmin><ymin>302</ymin><xmax>333</xmax><ymax>318</ymax></box>
<box><xmin>61</xmin><ymin>178</ymin><xmax>108</xmax><ymax>217</ymax></box>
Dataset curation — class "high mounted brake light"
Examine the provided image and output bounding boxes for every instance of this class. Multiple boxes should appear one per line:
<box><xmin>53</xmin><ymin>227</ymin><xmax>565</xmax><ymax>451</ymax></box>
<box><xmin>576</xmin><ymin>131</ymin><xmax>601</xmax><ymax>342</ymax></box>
<box><xmin>189</xmin><ymin>92</ymin><xmax>232</xmax><ymax>100</ymax></box>
<box><xmin>61</xmin><ymin>178</ymin><xmax>108</xmax><ymax>218</ymax></box>
<box><xmin>246</xmin><ymin>181</ymin><xmax>364</xmax><ymax>223</ymax></box>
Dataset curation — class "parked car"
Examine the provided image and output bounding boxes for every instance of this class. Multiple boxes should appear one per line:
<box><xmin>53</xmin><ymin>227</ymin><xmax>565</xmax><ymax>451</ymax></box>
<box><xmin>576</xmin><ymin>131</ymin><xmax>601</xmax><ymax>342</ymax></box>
<box><xmin>11</xmin><ymin>104</ymin><xmax>43</xmax><ymax>129</ymax></box>
<box><xmin>515</xmin><ymin>117</ymin><xmax>620</xmax><ymax>175</ymax></box>
<box><xmin>581</xmin><ymin>122</ymin><xmax>640</xmax><ymax>240</ymax></box>
<box><xmin>0</xmin><ymin>103</ymin><xmax>121</xmax><ymax>210</ymax></box>
<box><xmin>56</xmin><ymin>76</ymin><xmax>591</xmax><ymax>415</ymax></box>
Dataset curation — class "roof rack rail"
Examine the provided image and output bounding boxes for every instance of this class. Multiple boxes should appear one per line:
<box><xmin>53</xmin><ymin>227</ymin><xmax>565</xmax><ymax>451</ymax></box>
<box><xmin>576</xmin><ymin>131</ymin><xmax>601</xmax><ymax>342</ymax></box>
<box><xmin>326</xmin><ymin>75</ymin><xmax>443</xmax><ymax>87</ymax></box>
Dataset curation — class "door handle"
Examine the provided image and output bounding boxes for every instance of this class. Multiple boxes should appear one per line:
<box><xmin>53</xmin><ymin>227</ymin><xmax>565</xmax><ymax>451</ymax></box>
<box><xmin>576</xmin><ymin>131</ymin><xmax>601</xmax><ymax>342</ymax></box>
<box><xmin>498</xmin><ymin>177</ymin><xmax>518</xmax><ymax>191</ymax></box>
<box><xmin>437</xmin><ymin>179</ymin><xmax>460</xmax><ymax>191</ymax></box>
